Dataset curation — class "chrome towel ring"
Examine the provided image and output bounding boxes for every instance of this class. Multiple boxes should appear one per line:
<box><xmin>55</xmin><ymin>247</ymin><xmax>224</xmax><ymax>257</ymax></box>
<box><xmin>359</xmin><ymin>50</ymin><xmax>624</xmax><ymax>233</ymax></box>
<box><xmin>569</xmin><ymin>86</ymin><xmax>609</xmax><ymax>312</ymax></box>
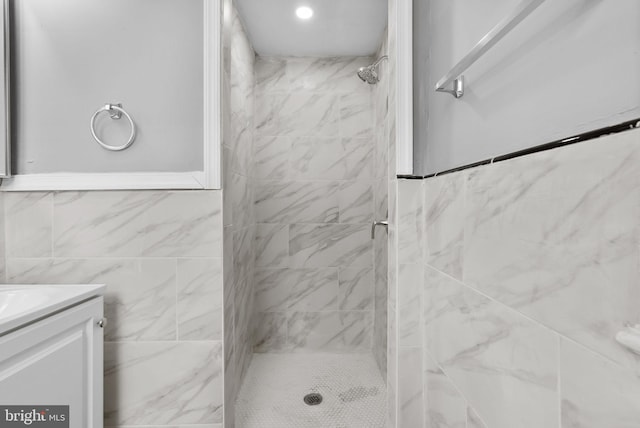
<box><xmin>90</xmin><ymin>103</ymin><xmax>136</xmax><ymax>151</ymax></box>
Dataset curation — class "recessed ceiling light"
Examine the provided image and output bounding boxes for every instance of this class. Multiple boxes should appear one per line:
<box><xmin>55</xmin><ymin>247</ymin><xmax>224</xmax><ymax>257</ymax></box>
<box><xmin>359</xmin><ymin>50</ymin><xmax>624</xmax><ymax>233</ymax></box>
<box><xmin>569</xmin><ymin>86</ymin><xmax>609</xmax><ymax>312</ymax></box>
<box><xmin>296</xmin><ymin>6</ymin><xmax>313</xmax><ymax>20</ymax></box>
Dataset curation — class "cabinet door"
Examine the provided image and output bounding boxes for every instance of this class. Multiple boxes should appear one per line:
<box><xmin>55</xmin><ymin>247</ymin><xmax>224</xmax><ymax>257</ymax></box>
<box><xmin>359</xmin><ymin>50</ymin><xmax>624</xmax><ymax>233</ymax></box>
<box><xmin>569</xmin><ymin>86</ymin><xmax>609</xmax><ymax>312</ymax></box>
<box><xmin>0</xmin><ymin>297</ymin><xmax>104</xmax><ymax>428</ymax></box>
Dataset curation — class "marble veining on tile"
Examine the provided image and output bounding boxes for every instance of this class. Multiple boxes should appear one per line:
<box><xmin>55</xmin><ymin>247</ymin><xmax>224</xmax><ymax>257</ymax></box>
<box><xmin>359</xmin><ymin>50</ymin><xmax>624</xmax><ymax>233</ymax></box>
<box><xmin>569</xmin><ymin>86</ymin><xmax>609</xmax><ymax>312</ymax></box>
<box><xmin>338</xmin><ymin>180</ymin><xmax>374</xmax><ymax>224</ymax></box>
<box><xmin>398</xmin><ymin>347</ymin><xmax>424</xmax><ymax>427</ymax></box>
<box><xmin>254</xmin><ymin>136</ymin><xmax>291</xmax><ymax>180</ymax></box>
<box><xmin>372</xmin><ymin>32</ymin><xmax>390</xmax><ymax>385</ymax></box>
<box><xmin>423</xmin><ymin>352</ymin><xmax>467</xmax><ymax>428</ymax></box>
<box><xmin>338</xmin><ymin>266</ymin><xmax>374</xmax><ymax>311</ymax></box>
<box><xmin>560</xmin><ymin>338</ymin><xmax>640</xmax><ymax>427</ymax></box>
<box><xmin>252</xmin><ymin>55</ymin><xmax>378</xmax><ymax>358</ymax></box>
<box><xmin>287</xmin><ymin>311</ymin><xmax>372</xmax><ymax>352</ymax></box>
<box><xmin>467</xmin><ymin>407</ymin><xmax>488</xmax><ymax>428</ymax></box>
<box><xmin>53</xmin><ymin>191</ymin><xmax>152</xmax><ymax>257</ymax></box>
<box><xmin>386</xmin><ymin>308</ymin><xmax>397</xmax><ymax>428</ymax></box>
<box><xmin>423</xmin><ymin>266</ymin><xmax>558</xmax><ymax>428</ymax></box>
<box><xmin>224</xmin><ymin>7</ymin><xmax>257</xmax><ymax>422</ymax></box>
<box><xmin>255</xmin><ymin>92</ymin><xmax>340</xmax><ymax>138</ymax></box>
<box><xmin>7</xmin><ymin>257</ymin><xmax>178</xmax><ymax>341</ymax></box>
<box><xmin>177</xmin><ymin>258</ymin><xmax>223</xmax><ymax>341</ymax></box>
<box><xmin>254</xmin><ymin>312</ymin><xmax>288</xmax><ymax>352</ymax></box>
<box><xmin>398</xmin><ymin>263</ymin><xmax>423</xmax><ymax>347</ymax></box>
<box><xmin>4</xmin><ymin>192</ymin><xmax>53</xmax><ymax>258</ymax></box>
<box><xmin>398</xmin><ymin>180</ymin><xmax>424</xmax><ymax>264</ymax></box>
<box><xmin>255</xmin><ymin>58</ymin><xmax>288</xmax><ymax>92</ymax></box>
<box><xmin>289</xmin><ymin>223</ymin><xmax>372</xmax><ymax>268</ymax></box>
<box><xmin>229</xmin><ymin>172</ymin><xmax>254</xmax><ymax>229</ymax></box>
<box><xmin>284</xmin><ymin>57</ymin><xmax>374</xmax><ymax>93</ymax></box>
<box><xmin>255</xmin><ymin>267</ymin><xmax>338</xmax><ymax>312</ymax></box>
<box><xmin>424</xmin><ymin>173</ymin><xmax>464</xmax><ymax>280</ymax></box>
<box><xmin>104</xmin><ymin>342</ymin><xmax>223</xmax><ymax>426</ymax></box>
<box><xmin>53</xmin><ymin>191</ymin><xmax>222</xmax><ymax>258</ymax></box>
<box><xmin>463</xmin><ymin>130</ymin><xmax>640</xmax><ymax>370</ymax></box>
<box><xmin>291</xmin><ymin>137</ymin><xmax>372</xmax><ymax>180</ymax></box>
<box><xmin>392</xmin><ymin>129</ymin><xmax>640</xmax><ymax>428</ymax></box>
<box><xmin>255</xmin><ymin>181</ymin><xmax>340</xmax><ymax>224</ymax></box>
<box><xmin>339</xmin><ymin>92</ymin><xmax>374</xmax><ymax>139</ymax></box>
<box><xmin>255</xmin><ymin>223</ymin><xmax>289</xmax><ymax>267</ymax></box>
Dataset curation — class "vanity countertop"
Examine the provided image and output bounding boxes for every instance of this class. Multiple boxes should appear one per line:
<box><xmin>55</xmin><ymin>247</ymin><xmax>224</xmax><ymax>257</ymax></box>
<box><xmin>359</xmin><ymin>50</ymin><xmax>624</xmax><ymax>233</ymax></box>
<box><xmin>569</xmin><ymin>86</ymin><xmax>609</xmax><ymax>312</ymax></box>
<box><xmin>0</xmin><ymin>284</ymin><xmax>105</xmax><ymax>336</ymax></box>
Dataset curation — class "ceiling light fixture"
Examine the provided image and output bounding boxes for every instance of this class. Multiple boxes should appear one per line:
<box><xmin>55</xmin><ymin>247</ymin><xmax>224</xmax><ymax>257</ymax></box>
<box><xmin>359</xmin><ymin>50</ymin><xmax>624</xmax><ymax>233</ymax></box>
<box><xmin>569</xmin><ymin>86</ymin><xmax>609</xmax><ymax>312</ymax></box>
<box><xmin>296</xmin><ymin>6</ymin><xmax>314</xmax><ymax>20</ymax></box>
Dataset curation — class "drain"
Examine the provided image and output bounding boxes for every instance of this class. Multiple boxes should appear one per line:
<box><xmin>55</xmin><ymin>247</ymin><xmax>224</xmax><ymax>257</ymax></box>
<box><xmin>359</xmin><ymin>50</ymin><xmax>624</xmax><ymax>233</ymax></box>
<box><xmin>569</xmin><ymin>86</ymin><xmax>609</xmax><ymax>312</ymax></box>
<box><xmin>303</xmin><ymin>392</ymin><xmax>323</xmax><ymax>406</ymax></box>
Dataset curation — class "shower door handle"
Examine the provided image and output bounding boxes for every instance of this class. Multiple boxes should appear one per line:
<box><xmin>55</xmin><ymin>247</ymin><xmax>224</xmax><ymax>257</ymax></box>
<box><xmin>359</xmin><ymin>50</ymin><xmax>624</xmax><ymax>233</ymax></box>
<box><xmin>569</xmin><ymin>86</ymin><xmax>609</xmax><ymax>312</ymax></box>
<box><xmin>371</xmin><ymin>220</ymin><xmax>388</xmax><ymax>239</ymax></box>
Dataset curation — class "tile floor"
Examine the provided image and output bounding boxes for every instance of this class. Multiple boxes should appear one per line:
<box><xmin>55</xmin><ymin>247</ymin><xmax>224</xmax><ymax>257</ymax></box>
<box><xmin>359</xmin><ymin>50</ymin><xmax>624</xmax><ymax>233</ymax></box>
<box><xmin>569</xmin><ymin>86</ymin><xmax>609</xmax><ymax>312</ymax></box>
<box><xmin>236</xmin><ymin>353</ymin><xmax>386</xmax><ymax>428</ymax></box>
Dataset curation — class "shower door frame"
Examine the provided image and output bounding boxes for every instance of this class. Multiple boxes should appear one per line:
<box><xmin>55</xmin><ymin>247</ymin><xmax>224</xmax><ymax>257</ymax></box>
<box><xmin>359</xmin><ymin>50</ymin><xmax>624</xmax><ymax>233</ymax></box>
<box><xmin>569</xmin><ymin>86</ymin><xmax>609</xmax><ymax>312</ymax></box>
<box><xmin>0</xmin><ymin>0</ymin><xmax>222</xmax><ymax>191</ymax></box>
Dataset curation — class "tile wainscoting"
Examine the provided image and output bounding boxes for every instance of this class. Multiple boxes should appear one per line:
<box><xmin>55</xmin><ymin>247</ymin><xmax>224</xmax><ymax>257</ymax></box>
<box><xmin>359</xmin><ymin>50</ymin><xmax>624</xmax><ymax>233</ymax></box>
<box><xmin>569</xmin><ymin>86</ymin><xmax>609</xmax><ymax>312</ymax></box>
<box><xmin>395</xmin><ymin>127</ymin><xmax>640</xmax><ymax>428</ymax></box>
<box><xmin>3</xmin><ymin>190</ymin><xmax>224</xmax><ymax>428</ymax></box>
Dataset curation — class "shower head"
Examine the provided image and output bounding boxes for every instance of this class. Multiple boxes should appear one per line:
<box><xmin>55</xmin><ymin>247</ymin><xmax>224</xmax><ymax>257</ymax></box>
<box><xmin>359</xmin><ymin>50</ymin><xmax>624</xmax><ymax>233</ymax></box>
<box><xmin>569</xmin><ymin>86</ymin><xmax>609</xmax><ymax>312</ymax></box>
<box><xmin>356</xmin><ymin>56</ymin><xmax>388</xmax><ymax>84</ymax></box>
<box><xmin>357</xmin><ymin>65</ymin><xmax>379</xmax><ymax>84</ymax></box>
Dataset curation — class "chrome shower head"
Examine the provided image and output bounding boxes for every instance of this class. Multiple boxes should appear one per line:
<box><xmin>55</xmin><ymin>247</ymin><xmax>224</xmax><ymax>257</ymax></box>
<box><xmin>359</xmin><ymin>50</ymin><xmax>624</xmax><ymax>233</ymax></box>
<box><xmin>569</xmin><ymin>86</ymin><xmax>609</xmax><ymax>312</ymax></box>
<box><xmin>356</xmin><ymin>56</ymin><xmax>388</xmax><ymax>85</ymax></box>
<box><xmin>357</xmin><ymin>65</ymin><xmax>379</xmax><ymax>84</ymax></box>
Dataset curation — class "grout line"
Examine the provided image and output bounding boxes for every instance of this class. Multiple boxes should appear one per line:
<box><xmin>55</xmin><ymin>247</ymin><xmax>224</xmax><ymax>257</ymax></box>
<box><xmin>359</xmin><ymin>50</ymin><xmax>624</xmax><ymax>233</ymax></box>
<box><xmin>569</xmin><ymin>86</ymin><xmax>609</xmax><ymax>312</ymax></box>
<box><xmin>424</xmin><ymin>348</ymin><xmax>476</xmax><ymax>425</ymax></box>
<box><xmin>426</xmin><ymin>264</ymin><xmax>628</xmax><ymax>369</ymax></box>
<box><xmin>556</xmin><ymin>329</ymin><xmax>638</xmax><ymax>371</ymax></box>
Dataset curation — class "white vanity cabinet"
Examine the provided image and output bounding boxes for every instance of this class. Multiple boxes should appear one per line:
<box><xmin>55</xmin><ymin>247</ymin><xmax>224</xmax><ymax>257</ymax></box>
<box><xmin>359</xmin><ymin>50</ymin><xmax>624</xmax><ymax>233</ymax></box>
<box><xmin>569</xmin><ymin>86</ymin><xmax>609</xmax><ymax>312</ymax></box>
<box><xmin>0</xmin><ymin>285</ymin><xmax>105</xmax><ymax>428</ymax></box>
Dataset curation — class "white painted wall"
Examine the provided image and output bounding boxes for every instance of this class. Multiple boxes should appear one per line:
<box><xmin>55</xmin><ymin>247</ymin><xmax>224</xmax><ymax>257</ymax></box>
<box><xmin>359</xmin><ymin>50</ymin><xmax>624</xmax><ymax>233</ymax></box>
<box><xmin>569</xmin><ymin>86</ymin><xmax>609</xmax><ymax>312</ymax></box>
<box><xmin>12</xmin><ymin>0</ymin><xmax>204</xmax><ymax>174</ymax></box>
<box><xmin>414</xmin><ymin>0</ymin><xmax>640</xmax><ymax>175</ymax></box>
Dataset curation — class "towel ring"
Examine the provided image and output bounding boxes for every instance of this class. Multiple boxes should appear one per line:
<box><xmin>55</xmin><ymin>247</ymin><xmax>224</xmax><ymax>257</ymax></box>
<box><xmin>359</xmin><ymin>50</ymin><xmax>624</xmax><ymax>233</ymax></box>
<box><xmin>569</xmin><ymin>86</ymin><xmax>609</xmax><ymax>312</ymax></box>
<box><xmin>90</xmin><ymin>103</ymin><xmax>136</xmax><ymax>151</ymax></box>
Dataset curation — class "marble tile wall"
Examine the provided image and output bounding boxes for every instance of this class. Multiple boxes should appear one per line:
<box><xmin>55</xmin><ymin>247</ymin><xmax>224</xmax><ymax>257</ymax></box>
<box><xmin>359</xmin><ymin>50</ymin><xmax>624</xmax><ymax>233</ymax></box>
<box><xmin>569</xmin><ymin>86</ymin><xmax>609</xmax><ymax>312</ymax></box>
<box><xmin>0</xmin><ymin>193</ymin><xmax>5</xmax><ymax>282</ymax></box>
<box><xmin>252</xmin><ymin>55</ymin><xmax>378</xmax><ymax>354</ymax></box>
<box><xmin>385</xmin><ymin>0</ymin><xmax>398</xmax><ymax>425</ymax></box>
<box><xmin>222</xmin><ymin>3</ymin><xmax>256</xmax><ymax>427</ymax></box>
<box><xmin>395</xmin><ymin>127</ymin><xmax>640</xmax><ymax>428</ymax></box>
<box><xmin>2</xmin><ymin>190</ymin><xmax>224</xmax><ymax>428</ymax></box>
<box><xmin>373</xmin><ymin>29</ymin><xmax>390</xmax><ymax>380</ymax></box>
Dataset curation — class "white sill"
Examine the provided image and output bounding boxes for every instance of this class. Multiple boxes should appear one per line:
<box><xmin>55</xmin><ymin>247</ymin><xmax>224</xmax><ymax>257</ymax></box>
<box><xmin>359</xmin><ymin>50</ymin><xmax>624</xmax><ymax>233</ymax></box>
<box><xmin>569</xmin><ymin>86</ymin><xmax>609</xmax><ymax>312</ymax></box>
<box><xmin>0</xmin><ymin>171</ymin><xmax>209</xmax><ymax>191</ymax></box>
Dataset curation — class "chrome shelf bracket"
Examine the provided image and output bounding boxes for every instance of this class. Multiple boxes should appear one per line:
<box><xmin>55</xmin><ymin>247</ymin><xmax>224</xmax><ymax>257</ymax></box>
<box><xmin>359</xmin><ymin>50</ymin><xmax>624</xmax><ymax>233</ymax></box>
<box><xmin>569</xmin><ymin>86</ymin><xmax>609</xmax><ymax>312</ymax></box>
<box><xmin>436</xmin><ymin>76</ymin><xmax>464</xmax><ymax>98</ymax></box>
<box><xmin>434</xmin><ymin>0</ymin><xmax>546</xmax><ymax>100</ymax></box>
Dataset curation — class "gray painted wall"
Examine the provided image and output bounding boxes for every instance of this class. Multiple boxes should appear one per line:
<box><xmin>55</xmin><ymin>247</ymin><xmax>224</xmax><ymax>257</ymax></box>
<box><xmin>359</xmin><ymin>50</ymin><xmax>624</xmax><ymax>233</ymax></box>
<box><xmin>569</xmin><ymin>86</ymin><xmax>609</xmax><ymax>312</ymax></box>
<box><xmin>413</xmin><ymin>0</ymin><xmax>640</xmax><ymax>175</ymax></box>
<box><xmin>12</xmin><ymin>0</ymin><xmax>204</xmax><ymax>174</ymax></box>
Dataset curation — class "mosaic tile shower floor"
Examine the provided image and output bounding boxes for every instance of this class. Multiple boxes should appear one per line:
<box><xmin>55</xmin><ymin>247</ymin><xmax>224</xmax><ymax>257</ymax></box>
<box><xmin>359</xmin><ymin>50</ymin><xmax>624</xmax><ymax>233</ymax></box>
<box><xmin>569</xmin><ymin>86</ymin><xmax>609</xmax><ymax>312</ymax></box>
<box><xmin>236</xmin><ymin>353</ymin><xmax>386</xmax><ymax>428</ymax></box>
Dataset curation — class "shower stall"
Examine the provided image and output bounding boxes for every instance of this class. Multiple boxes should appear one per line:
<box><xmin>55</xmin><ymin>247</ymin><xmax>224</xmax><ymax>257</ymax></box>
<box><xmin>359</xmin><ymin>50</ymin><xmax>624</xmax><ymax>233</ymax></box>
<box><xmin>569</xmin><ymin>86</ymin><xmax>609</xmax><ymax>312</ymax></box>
<box><xmin>221</xmin><ymin>1</ymin><xmax>395</xmax><ymax>426</ymax></box>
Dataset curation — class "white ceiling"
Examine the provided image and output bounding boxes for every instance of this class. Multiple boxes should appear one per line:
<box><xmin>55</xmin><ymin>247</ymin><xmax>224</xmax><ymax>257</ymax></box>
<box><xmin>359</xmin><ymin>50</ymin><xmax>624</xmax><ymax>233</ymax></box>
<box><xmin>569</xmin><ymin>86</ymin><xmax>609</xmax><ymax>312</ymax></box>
<box><xmin>235</xmin><ymin>0</ymin><xmax>388</xmax><ymax>57</ymax></box>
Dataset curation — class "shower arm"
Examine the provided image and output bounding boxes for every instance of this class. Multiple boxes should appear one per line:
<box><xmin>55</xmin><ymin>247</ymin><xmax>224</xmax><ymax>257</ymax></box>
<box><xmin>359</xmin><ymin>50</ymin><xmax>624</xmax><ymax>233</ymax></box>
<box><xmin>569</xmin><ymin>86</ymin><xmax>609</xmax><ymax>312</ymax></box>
<box><xmin>372</xmin><ymin>55</ymin><xmax>388</xmax><ymax>68</ymax></box>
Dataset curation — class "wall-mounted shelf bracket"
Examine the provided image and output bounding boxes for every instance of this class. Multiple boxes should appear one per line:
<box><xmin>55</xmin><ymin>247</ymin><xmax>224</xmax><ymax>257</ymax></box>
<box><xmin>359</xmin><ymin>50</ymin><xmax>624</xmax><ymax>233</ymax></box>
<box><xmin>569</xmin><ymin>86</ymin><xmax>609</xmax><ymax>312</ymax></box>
<box><xmin>435</xmin><ymin>76</ymin><xmax>464</xmax><ymax>98</ymax></box>
<box><xmin>434</xmin><ymin>0</ymin><xmax>546</xmax><ymax>100</ymax></box>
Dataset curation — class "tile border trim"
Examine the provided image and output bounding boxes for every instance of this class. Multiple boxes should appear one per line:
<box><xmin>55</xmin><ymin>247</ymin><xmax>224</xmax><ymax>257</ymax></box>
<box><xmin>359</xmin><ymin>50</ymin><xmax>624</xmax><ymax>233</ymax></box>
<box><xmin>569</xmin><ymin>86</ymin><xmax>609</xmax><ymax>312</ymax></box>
<box><xmin>398</xmin><ymin>117</ymin><xmax>640</xmax><ymax>180</ymax></box>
